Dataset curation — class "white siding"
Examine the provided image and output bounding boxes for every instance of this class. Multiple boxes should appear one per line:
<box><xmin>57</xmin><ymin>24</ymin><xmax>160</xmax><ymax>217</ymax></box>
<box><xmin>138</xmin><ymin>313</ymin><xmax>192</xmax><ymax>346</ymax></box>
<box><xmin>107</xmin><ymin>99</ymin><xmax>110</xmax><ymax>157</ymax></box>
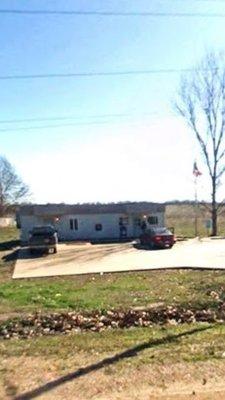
<box><xmin>20</xmin><ymin>215</ymin><xmax>46</xmax><ymax>242</ymax></box>
<box><xmin>154</xmin><ymin>212</ymin><xmax>164</xmax><ymax>227</ymax></box>
<box><xmin>20</xmin><ymin>211</ymin><xmax>165</xmax><ymax>242</ymax></box>
<box><xmin>132</xmin><ymin>212</ymin><xmax>165</xmax><ymax>237</ymax></box>
<box><xmin>56</xmin><ymin>213</ymin><xmax>130</xmax><ymax>240</ymax></box>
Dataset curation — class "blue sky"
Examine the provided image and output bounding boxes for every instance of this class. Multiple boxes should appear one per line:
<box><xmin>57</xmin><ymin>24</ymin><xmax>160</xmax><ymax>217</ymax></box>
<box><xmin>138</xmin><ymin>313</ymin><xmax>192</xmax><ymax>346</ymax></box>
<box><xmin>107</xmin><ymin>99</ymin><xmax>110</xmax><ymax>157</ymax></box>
<box><xmin>1</xmin><ymin>0</ymin><xmax>225</xmax><ymax>203</ymax></box>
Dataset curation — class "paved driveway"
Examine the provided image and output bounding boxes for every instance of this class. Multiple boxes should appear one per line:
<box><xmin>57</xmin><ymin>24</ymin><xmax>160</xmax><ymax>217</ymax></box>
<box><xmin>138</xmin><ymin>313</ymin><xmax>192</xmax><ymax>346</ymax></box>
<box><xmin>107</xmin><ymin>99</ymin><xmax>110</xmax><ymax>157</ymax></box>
<box><xmin>13</xmin><ymin>238</ymin><xmax>225</xmax><ymax>279</ymax></box>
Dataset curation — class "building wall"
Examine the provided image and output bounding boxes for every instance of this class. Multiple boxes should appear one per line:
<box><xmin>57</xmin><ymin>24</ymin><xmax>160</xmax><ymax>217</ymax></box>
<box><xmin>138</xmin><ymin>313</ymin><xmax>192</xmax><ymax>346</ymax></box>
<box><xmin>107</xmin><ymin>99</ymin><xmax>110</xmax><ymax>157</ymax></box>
<box><xmin>132</xmin><ymin>212</ymin><xmax>165</xmax><ymax>238</ymax></box>
<box><xmin>56</xmin><ymin>213</ymin><xmax>127</xmax><ymax>240</ymax></box>
<box><xmin>20</xmin><ymin>211</ymin><xmax>165</xmax><ymax>242</ymax></box>
<box><xmin>20</xmin><ymin>215</ymin><xmax>44</xmax><ymax>242</ymax></box>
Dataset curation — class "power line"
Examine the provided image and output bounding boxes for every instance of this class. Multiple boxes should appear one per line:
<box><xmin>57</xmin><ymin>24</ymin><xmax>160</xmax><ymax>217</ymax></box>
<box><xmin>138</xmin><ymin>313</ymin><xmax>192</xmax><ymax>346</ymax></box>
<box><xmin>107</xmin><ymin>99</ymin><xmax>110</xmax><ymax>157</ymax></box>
<box><xmin>0</xmin><ymin>114</ymin><xmax>163</xmax><ymax>132</ymax></box>
<box><xmin>0</xmin><ymin>112</ymin><xmax>156</xmax><ymax>124</ymax></box>
<box><xmin>0</xmin><ymin>121</ymin><xmax>144</xmax><ymax>132</ymax></box>
<box><xmin>0</xmin><ymin>9</ymin><xmax>225</xmax><ymax>17</ymax></box>
<box><xmin>0</xmin><ymin>67</ymin><xmax>199</xmax><ymax>81</ymax></box>
<box><xmin>0</xmin><ymin>121</ymin><xmax>111</xmax><ymax>132</ymax></box>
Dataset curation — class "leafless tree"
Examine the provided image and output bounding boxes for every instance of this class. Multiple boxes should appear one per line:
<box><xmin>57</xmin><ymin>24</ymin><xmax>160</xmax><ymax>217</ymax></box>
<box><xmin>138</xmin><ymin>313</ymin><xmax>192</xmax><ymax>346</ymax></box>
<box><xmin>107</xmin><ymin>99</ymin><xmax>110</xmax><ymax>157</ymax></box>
<box><xmin>0</xmin><ymin>156</ymin><xmax>30</xmax><ymax>216</ymax></box>
<box><xmin>175</xmin><ymin>52</ymin><xmax>225</xmax><ymax>236</ymax></box>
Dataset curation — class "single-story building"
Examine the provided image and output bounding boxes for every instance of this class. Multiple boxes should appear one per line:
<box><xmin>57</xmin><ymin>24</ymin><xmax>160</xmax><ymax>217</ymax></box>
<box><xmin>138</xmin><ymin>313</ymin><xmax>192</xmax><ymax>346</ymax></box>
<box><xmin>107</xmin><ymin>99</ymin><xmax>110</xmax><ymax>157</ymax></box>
<box><xmin>18</xmin><ymin>202</ymin><xmax>165</xmax><ymax>242</ymax></box>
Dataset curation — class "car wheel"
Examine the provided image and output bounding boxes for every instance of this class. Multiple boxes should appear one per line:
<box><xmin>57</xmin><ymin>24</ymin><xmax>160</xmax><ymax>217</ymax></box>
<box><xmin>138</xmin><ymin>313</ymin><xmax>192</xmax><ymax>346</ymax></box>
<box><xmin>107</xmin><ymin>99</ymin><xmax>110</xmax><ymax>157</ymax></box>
<box><xmin>53</xmin><ymin>247</ymin><xmax>57</xmax><ymax>254</ymax></box>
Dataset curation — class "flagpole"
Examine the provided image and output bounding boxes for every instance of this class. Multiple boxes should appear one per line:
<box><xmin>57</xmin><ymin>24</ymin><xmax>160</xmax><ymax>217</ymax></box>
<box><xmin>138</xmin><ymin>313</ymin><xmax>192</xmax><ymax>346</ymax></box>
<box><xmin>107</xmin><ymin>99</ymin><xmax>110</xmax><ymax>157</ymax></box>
<box><xmin>194</xmin><ymin>175</ymin><xmax>198</xmax><ymax>237</ymax></box>
<box><xmin>193</xmin><ymin>161</ymin><xmax>202</xmax><ymax>237</ymax></box>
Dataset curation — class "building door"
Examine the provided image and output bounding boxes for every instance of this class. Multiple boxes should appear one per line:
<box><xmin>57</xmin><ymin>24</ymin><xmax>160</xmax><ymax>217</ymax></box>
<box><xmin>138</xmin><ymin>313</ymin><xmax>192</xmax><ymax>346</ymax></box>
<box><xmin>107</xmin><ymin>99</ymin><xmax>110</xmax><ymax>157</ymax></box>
<box><xmin>132</xmin><ymin>216</ymin><xmax>143</xmax><ymax>238</ymax></box>
<box><xmin>69</xmin><ymin>218</ymin><xmax>79</xmax><ymax>239</ymax></box>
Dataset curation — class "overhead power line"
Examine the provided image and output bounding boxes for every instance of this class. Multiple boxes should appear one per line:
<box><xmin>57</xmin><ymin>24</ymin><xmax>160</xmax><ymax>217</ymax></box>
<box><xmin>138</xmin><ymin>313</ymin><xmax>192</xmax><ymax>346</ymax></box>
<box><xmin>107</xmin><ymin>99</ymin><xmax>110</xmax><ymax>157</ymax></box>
<box><xmin>0</xmin><ymin>116</ymin><xmax>162</xmax><ymax>132</ymax></box>
<box><xmin>0</xmin><ymin>112</ymin><xmax>157</xmax><ymax>124</ymax></box>
<box><xmin>0</xmin><ymin>121</ymin><xmax>113</xmax><ymax>132</ymax></box>
<box><xmin>0</xmin><ymin>9</ymin><xmax>225</xmax><ymax>17</ymax></box>
<box><xmin>0</xmin><ymin>112</ymin><xmax>166</xmax><ymax>132</ymax></box>
<box><xmin>0</xmin><ymin>67</ymin><xmax>199</xmax><ymax>81</ymax></box>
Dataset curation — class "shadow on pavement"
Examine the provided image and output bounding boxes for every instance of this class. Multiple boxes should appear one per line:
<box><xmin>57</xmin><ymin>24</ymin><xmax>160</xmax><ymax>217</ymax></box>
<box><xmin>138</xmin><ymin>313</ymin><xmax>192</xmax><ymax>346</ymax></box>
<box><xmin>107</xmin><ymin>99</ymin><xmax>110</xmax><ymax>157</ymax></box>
<box><xmin>13</xmin><ymin>248</ymin><xmax>49</xmax><ymax>260</ymax></box>
<box><xmin>0</xmin><ymin>239</ymin><xmax>20</xmax><ymax>251</ymax></box>
<box><xmin>2</xmin><ymin>250</ymin><xmax>19</xmax><ymax>262</ymax></box>
<box><xmin>91</xmin><ymin>239</ymin><xmax>133</xmax><ymax>245</ymax></box>
<box><xmin>133</xmin><ymin>243</ymin><xmax>163</xmax><ymax>251</ymax></box>
<box><xmin>14</xmin><ymin>325</ymin><xmax>213</xmax><ymax>400</ymax></box>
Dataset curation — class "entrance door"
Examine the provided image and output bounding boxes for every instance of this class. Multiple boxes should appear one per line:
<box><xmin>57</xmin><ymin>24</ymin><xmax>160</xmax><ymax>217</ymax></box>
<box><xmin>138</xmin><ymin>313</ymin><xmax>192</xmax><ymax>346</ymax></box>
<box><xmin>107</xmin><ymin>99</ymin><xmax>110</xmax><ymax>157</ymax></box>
<box><xmin>132</xmin><ymin>216</ymin><xmax>142</xmax><ymax>238</ymax></box>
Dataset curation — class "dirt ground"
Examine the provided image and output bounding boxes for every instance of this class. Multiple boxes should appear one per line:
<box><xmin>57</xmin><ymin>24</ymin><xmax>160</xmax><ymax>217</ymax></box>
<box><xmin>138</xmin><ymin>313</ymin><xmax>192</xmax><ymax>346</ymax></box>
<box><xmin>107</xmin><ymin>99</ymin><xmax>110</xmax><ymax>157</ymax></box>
<box><xmin>1</xmin><ymin>354</ymin><xmax>225</xmax><ymax>399</ymax></box>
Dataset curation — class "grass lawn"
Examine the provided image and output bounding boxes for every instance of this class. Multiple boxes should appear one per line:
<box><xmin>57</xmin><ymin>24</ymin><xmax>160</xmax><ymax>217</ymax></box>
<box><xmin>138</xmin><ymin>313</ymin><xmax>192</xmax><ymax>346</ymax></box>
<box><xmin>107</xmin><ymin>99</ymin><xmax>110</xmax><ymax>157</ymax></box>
<box><xmin>1</xmin><ymin>226</ymin><xmax>225</xmax><ymax>398</ymax></box>
<box><xmin>0</xmin><ymin>322</ymin><xmax>223</xmax><ymax>363</ymax></box>
<box><xmin>1</xmin><ymin>227</ymin><xmax>225</xmax><ymax>315</ymax></box>
<box><xmin>2</xmin><ymin>267</ymin><xmax>225</xmax><ymax>315</ymax></box>
<box><xmin>1</xmin><ymin>230</ymin><xmax>225</xmax><ymax>314</ymax></box>
<box><xmin>1</xmin><ymin>323</ymin><xmax>225</xmax><ymax>399</ymax></box>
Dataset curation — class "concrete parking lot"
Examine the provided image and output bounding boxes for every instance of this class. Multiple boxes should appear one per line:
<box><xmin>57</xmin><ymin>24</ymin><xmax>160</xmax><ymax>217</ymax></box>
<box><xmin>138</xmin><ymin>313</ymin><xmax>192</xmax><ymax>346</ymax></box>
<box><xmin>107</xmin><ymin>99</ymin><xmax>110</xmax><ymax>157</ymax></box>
<box><xmin>13</xmin><ymin>237</ymin><xmax>225</xmax><ymax>279</ymax></box>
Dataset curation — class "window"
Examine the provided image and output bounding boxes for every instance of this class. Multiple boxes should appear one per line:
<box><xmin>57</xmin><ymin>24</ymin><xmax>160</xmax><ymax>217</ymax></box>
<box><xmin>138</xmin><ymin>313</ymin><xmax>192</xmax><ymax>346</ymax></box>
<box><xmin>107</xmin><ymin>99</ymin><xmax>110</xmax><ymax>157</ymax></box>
<box><xmin>70</xmin><ymin>219</ymin><xmax>73</xmax><ymax>230</ymax></box>
<box><xmin>69</xmin><ymin>219</ymin><xmax>78</xmax><ymax>230</ymax></box>
<box><xmin>134</xmin><ymin>218</ymin><xmax>141</xmax><ymax>226</ymax></box>
<box><xmin>119</xmin><ymin>217</ymin><xmax>129</xmax><ymax>225</ymax></box>
<box><xmin>95</xmin><ymin>223</ymin><xmax>102</xmax><ymax>231</ymax></box>
<box><xmin>148</xmin><ymin>216</ymin><xmax>158</xmax><ymax>225</ymax></box>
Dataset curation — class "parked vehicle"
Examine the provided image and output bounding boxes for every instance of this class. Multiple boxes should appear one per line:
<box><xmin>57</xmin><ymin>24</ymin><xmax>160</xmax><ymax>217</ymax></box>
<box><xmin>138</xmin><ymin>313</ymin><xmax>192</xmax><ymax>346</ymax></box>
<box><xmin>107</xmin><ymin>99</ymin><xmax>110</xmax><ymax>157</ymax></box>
<box><xmin>29</xmin><ymin>225</ymin><xmax>58</xmax><ymax>254</ymax></box>
<box><xmin>139</xmin><ymin>227</ymin><xmax>175</xmax><ymax>249</ymax></box>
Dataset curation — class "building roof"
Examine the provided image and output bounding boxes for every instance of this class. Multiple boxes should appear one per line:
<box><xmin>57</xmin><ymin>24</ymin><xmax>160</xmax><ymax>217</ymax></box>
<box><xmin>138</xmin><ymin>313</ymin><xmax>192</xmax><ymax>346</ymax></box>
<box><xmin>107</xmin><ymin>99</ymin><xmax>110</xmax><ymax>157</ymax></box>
<box><xmin>19</xmin><ymin>202</ymin><xmax>165</xmax><ymax>216</ymax></box>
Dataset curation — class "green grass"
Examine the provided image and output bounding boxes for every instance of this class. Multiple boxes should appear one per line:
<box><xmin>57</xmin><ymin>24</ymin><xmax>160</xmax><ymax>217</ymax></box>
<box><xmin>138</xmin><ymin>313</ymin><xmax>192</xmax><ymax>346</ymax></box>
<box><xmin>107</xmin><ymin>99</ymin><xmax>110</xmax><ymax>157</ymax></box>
<box><xmin>0</xmin><ymin>323</ymin><xmax>224</xmax><ymax>366</ymax></box>
<box><xmin>0</xmin><ymin>227</ymin><xmax>19</xmax><ymax>283</ymax></box>
<box><xmin>1</xmin><ymin>269</ymin><xmax>225</xmax><ymax>314</ymax></box>
<box><xmin>1</xmin><ymin>227</ymin><xmax>225</xmax><ymax>315</ymax></box>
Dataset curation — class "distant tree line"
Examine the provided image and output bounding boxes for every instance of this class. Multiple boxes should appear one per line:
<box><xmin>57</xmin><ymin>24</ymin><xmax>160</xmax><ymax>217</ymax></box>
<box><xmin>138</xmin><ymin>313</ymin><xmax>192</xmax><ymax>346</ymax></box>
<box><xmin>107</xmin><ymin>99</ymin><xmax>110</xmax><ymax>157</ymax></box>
<box><xmin>0</xmin><ymin>155</ymin><xmax>30</xmax><ymax>217</ymax></box>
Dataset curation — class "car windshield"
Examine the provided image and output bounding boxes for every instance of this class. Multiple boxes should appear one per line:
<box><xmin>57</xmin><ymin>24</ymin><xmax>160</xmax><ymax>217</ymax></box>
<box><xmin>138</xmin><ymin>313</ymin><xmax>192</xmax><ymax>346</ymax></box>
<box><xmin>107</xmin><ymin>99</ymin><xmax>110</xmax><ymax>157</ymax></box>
<box><xmin>31</xmin><ymin>226</ymin><xmax>55</xmax><ymax>236</ymax></box>
<box><xmin>147</xmin><ymin>228</ymin><xmax>172</xmax><ymax>235</ymax></box>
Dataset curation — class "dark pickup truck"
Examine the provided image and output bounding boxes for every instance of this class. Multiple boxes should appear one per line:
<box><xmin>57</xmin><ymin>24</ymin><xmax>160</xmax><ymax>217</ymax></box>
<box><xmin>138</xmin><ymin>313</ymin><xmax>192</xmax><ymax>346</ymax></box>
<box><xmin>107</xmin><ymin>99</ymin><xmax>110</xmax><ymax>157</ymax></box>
<box><xmin>29</xmin><ymin>226</ymin><xmax>58</xmax><ymax>254</ymax></box>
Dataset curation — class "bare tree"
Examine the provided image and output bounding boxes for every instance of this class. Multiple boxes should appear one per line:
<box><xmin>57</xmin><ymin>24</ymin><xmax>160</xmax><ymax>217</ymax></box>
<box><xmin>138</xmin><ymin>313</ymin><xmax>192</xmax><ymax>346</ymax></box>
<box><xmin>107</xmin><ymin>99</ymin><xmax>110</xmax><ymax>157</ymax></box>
<box><xmin>175</xmin><ymin>52</ymin><xmax>225</xmax><ymax>236</ymax></box>
<box><xmin>0</xmin><ymin>156</ymin><xmax>30</xmax><ymax>216</ymax></box>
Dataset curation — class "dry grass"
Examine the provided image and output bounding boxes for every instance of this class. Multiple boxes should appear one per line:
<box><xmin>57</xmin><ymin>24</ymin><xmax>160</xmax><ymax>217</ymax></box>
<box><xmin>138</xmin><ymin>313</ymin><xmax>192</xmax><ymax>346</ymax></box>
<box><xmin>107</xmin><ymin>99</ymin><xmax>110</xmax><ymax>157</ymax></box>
<box><xmin>1</xmin><ymin>324</ymin><xmax>225</xmax><ymax>399</ymax></box>
<box><xmin>165</xmin><ymin>203</ymin><xmax>225</xmax><ymax>237</ymax></box>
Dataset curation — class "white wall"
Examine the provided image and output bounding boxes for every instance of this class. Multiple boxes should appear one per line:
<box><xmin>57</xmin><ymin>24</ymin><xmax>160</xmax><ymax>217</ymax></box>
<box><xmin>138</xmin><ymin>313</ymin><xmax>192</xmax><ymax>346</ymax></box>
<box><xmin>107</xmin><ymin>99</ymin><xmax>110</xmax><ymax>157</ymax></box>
<box><xmin>20</xmin><ymin>211</ymin><xmax>165</xmax><ymax>242</ymax></box>
<box><xmin>132</xmin><ymin>212</ymin><xmax>165</xmax><ymax>237</ymax></box>
<box><xmin>56</xmin><ymin>213</ymin><xmax>131</xmax><ymax>240</ymax></box>
<box><xmin>20</xmin><ymin>215</ymin><xmax>45</xmax><ymax>242</ymax></box>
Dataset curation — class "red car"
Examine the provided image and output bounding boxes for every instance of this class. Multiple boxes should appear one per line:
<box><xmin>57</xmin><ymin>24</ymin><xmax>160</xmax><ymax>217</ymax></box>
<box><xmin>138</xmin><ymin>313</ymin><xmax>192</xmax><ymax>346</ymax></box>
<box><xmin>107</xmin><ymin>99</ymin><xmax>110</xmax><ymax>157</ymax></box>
<box><xmin>139</xmin><ymin>227</ymin><xmax>175</xmax><ymax>249</ymax></box>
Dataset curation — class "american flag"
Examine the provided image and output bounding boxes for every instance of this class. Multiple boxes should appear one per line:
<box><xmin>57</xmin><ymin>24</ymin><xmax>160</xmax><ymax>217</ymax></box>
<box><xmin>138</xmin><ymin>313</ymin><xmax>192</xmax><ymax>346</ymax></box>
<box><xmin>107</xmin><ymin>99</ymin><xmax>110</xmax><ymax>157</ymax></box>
<box><xmin>193</xmin><ymin>161</ymin><xmax>202</xmax><ymax>177</ymax></box>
